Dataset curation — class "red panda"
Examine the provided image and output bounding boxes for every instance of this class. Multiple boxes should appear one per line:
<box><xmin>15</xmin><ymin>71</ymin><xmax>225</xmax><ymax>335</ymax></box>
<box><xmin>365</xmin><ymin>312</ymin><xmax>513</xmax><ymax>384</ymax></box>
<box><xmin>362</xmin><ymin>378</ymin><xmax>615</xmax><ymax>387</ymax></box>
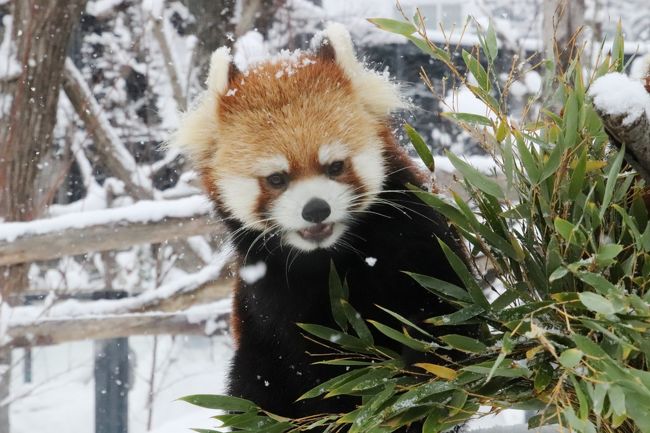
<box><xmin>172</xmin><ymin>23</ymin><xmax>473</xmax><ymax>419</ymax></box>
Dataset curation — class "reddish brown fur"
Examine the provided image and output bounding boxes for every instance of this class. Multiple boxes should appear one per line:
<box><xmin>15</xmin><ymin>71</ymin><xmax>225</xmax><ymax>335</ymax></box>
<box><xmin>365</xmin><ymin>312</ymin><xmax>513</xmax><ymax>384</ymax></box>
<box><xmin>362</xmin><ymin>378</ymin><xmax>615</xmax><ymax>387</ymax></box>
<box><xmin>210</xmin><ymin>55</ymin><xmax>386</xmax><ymax>182</ymax></box>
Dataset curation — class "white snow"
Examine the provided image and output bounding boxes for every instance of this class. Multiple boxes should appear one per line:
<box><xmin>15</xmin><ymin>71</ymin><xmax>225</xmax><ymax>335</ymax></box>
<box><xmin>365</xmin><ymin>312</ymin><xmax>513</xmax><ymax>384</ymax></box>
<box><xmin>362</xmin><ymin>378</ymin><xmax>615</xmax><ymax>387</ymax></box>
<box><xmin>0</xmin><ymin>15</ymin><xmax>20</xmax><ymax>81</ymax></box>
<box><xmin>0</xmin><ymin>195</ymin><xmax>212</xmax><ymax>242</ymax></box>
<box><xmin>9</xmin><ymin>335</ymin><xmax>233</xmax><ymax>433</ymax></box>
<box><xmin>444</xmin><ymin>85</ymin><xmax>498</xmax><ymax>120</ymax></box>
<box><xmin>86</xmin><ymin>0</ymin><xmax>125</xmax><ymax>16</ymax></box>
<box><xmin>630</xmin><ymin>54</ymin><xmax>650</xmax><ymax>80</ymax></box>
<box><xmin>589</xmin><ymin>72</ymin><xmax>650</xmax><ymax>125</ymax></box>
<box><xmin>433</xmin><ymin>155</ymin><xmax>498</xmax><ymax>174</ymax></box>
<box><xmin>7</xmin><ymin>263</ymin><xmax>228</xmax><ymax>329</ymax></box>
<box><xmin>234</xmin><ymin>31</ymin><xmax>271</xmax><ymax>71</ymax></box>
<box><xmin>239</xmin><ymin>261</ymin><xmax>267</xmax><ymax>284</ymax></box>
<box><xmin>365</xmin><ymin>257</ymin><xmax>378</xmax><ymax>267</ymax></box>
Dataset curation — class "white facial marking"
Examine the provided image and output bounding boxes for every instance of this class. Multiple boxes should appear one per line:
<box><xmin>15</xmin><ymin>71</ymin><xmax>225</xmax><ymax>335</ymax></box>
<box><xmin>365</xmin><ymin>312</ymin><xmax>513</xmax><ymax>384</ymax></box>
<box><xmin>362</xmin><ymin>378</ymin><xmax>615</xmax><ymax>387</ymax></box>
<box><xmin>218</xmin><ymin>174</ymin><xmax>264</xmax><ymax>229</ymax></box>
<box><xmin>351</xmin><ymin>144</ymin><xmax>385</xmax><ymax>209</ymax></box>
<box><xmin>271</xmin><ymin>176</ymin><xmax>353</xmax><ymax>251</ymax></box>
<box><xmin>318</xmin><ymin>142</ymin><xmax>348</xmax><ymax>165</ymax></box>
<box><xmin>255</xmin><ymin>154</ymin><xmax>290</xmax><ymax>176</ymax></box>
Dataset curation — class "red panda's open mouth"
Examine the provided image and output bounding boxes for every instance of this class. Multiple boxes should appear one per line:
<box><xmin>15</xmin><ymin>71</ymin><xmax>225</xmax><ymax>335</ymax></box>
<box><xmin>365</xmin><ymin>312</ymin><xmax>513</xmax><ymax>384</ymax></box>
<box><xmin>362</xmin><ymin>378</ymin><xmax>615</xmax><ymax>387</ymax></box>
<box><xmin>298</xmin><ymin>223</ymin><xmax>334</xmax><ymax>242</ymax></box>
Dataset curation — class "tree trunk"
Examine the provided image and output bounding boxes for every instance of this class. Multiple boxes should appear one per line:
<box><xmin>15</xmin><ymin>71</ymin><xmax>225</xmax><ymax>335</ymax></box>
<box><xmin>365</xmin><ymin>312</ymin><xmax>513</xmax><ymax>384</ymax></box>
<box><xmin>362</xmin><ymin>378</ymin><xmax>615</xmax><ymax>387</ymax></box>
<box><xmin>0</xmin><ymin>0</ymin><xmax>88</xmax><ymax>299</ymax></box>
<box><xmin>0</xmin><ymin>2</ymin><xmax>87</xmax><ymax>431</ymax></box>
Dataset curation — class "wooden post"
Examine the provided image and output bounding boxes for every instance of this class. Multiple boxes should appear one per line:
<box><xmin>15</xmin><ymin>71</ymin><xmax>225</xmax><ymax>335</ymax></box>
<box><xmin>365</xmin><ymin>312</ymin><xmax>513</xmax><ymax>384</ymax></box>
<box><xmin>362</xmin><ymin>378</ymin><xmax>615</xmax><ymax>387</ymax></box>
<box><xmin>94</xmin><ymin>291</ymin><xmax>130</xmax><ymax>433</ymax></box>
<box><xmin>94</xmin><ymin>338</ymin><xmax>130</xmax><ymax>433</ymax></box>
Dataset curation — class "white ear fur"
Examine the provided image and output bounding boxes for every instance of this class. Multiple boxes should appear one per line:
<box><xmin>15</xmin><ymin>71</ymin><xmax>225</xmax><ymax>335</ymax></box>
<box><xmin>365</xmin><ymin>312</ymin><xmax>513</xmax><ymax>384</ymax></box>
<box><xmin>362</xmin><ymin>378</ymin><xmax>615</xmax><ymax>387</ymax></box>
<box><xmin>207</xmin><ymin>46</ymin><xmax>232</xmax><ymax>94</ymax></box>
<box><xmin>168</xmin><ymin>47</ymin><xmax>232</xmax><ymax>162</ymax></box>
<box><xmin>320</xmin><ymin>22</ymin><xmax>407</xmax><ymax>116</ymax></box>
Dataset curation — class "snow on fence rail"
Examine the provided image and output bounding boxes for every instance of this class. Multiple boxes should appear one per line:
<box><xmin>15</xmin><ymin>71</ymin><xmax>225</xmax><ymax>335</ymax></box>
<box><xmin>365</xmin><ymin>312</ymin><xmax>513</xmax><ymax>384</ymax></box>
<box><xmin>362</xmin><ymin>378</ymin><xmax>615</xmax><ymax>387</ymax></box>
<box><xmin>0</xmin><ymin>195</ymin><xmax>227</xmax><ymax>266</ymax></box>
<box><xmin>2</xmin><ymin>264</ymin><xmax>234</xmax><ymax>348</ymax></box>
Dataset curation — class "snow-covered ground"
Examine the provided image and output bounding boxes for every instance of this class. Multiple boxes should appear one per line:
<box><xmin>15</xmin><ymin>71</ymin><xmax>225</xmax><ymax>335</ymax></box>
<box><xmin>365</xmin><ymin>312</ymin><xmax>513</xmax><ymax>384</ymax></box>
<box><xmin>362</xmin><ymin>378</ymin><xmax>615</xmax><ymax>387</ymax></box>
<box><xmin>10</xmin><ymin>336</ymin><xmax>233</xmax><ymax>433</ymax></box>
<box><xmin>9</xmin><ymin>334</ymin><xmax>553</xmax><ymax>433</ymax></box>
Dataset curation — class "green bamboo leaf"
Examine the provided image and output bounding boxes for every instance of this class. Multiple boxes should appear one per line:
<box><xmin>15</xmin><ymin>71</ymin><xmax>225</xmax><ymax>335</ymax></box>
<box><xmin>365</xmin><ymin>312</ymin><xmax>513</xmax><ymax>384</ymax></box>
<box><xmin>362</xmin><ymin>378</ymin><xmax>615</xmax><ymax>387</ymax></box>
<box><xmin>180</xmin><ymin>394</ymin><xmax>257</xmax><ymax>412</ymax></box>
<box><xmin>367</xmin><ymin>18</ymin><xmax>416</xmax><ymax>36</ymax></box>
<box><xmin>554</xmin><ymin>217</ymin><xmax>586</xmax><ymax>246</ymax></box>
<box><xmin>466</xmin><ymin>84</ymin><xmax>500</xmax><ymax>112</ymax></box>
<box><xmin>595</xmin><ymin>243</ymin><xmax>623</xmax><ymax>267</ymax></box>
<box><xmin>485</xmin><ymin>19</ymin><xmax>498</xmax><ymax>62</ymax></box>
<box><xmin>599</xmin><ymin>145</ymin><xmax>626</xmax><ymax>221</ymax></box>
<box><xmin>341</xmin><ymin>300</ymin><xmax>374</xmax><ymax>345</ymax></box>
<box><xmin>386</xmin><ymin>381</ymin><xmax>455</xmax><ymax>416</ymax></box>
<box><xmin>375</xmin><ymin>304</ymin><xmax>432</xmax><ymax>338</ymax></box>
<box><xmin>578</xmin><ymin>292</ymin><xmax>618</xmax><ymax>315</ymax></box>
<box><xmin>422</xmin><ymin>407</ymin><xmax>446</xmax><ymax>433</ymax></box>
<box><xmin>348</xmin><ymin>383</ymin><xmax>396</xmax><ymax>433</ymax></box>
<box><xmin>405</xmin><ymin>123</ymin><xmax>434</xmax><ymax>172</ymax></box>
<box><xmin>297</xmin><ymin>368</ymin><xmax>368</xmax><ymax>401</ymax></box>
<box><xmin>609</xmin><ymin>385</ymin><xmax>626</xmax><ymax>416</ymax></box>
<box><xmin>446</xmin><ymin>152</ymin><xmax>504</xmax><ymax>199</ymax></box>
<box><xmin>576</xmin><ymin>271</ymin><xmax>618</xmax><ymax>295</ymax></box>
<box><xmin>462</xmin><ymin>50</ymin><xmax>489</xmax><ymax>91</ymax></box>
<box><xmin>368</xmin><ymin>320</ymin><xmax>432</xmax><ymax>352</ymax></box>
<box><xmin>613</xmin><ymin>20</ymin><xmax>625</xmax><ymax>71</ymax></box>
<box><xmin>443</xmin><ymin>111</ymin><xmax>493</xmax><ymax>126</ymax></box>
<box><xmin>534</xmin><ymin>362</ymin><xmax>554</xmax><ymax>392</ymax></box>
<box><xmin>539</xmin><ymin>143</ymin><xmax>564</xmax><ymax>182</ymax></box>
<box><xmin>440</xmin><ymin>334</ymin><xmax>487</xmax><ymax>354</ymax></box>
<box><xmin>563</xmin><ymin>92</ymin><xmax>580</xmax><ymax>147</ymax></box>
<box><xmin>405</xmin><ymin>35</ymin><xmax>451</xmax><ymax>63</ymax></box>
<box><xmin>549</xmin><ymin>266</ymin><xmax>568</xmax><ymax>282</ymax></box>
<box><xmin>326</xmin><ymin>367</ymin><xmax>395</xmax><ymax>396</ymax></box>
<box><xmin>297</xmin><ymin>323</ymin><xmax>371</xmax><ymax>352</ymax></box>
<box><xmin>559</xmin><ymin>348</ymin><xmax>584</xmax><ymax>368</ymax></box>
<box><xmin>515</xmin><ymin>131</ymin><xmax>541</xmax><ymax>182</ymax></box>
<box><xmin>404</xmin><ymin>271</ymin><xmax>472</xmax><ymax>303</ymax></box>
<box><xmin>425</xmin><ymin>305</ymin><xmax>484</xmax><ymax>326</ymax></box>
<box><xmin>463</xmin><ymin>364</ymin><xmax>529</xmax><ymax>378</ymax></box>
<box><xmin>438</xmin><ymin>239</ymin><xmax>491</xmax><ymax>310</ymax></box>
<box><xmin>626</xmin><ymin>392</ymin><xmax>650</xmax><ymax>433</ymax></box>
<box><xmin>408</xmin><ymin>187</ymin><xmax>472</xmax><ymax>231</ymax></box>
<box><xmin>329</xmin><ymin>262</ymin><xmax>348</xmax><ymax>332</ymax></box>
<box><xmin>569</xmin><ymin>149</ymin><xmax>587</xmax><ymax>199</ymax></box>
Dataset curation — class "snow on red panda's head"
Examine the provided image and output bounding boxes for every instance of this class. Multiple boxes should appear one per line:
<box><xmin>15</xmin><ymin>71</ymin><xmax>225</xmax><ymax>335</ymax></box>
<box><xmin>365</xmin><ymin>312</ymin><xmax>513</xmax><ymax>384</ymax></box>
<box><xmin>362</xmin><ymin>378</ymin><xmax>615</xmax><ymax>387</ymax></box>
<box><xmin>172</xmin><ymin>23</ymin><xmax>405</xmax><ymax>251</ymax></box>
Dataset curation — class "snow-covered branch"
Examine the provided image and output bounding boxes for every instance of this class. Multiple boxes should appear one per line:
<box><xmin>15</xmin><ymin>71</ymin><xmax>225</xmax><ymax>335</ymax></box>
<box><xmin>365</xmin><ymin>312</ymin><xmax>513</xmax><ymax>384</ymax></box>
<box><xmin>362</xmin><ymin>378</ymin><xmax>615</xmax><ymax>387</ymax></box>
<box><xmin>61</xmin><ymin>58</ymin><xmax>155</xmax><ymax>199</ymax></box>
<box><xmin>0</xmin><ymin>196</ymin><xmax>226</xmax><ymax>266</ymax></box>
<box><xmin>590</xmin><ymin>72</ymin><xmax>650</xmax><ymax>182</ymax></box>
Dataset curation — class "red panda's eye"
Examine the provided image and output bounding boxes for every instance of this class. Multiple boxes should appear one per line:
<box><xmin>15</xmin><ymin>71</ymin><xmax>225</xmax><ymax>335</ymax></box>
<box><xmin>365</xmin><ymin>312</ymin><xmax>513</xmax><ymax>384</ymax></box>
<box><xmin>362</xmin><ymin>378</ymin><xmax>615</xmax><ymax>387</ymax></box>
<box><xmin>326</xmin><ymin>160</ymin><xmax>345</xmax><ymax>177</ymax></box>
<box><xmin>266</xmin><ymin>172</ymin><xmax>288</xmax><ymax>189</ymax></box>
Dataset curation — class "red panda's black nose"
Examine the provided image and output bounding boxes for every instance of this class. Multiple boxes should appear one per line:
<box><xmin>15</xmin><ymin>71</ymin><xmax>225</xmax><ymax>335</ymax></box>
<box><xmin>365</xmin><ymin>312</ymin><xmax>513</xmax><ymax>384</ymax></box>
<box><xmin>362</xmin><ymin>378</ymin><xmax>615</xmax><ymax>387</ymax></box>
<box><xmin>302</xmin><ymin>198</ymin><xmax>331</xmax><ymax>223</ymax></box>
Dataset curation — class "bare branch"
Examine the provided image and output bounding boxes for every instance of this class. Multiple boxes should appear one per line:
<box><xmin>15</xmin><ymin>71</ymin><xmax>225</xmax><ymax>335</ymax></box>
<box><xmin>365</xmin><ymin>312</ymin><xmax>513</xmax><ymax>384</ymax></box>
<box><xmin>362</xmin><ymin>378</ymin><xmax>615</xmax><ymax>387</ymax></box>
<box><xmin>151</xmin><ymin>16</ymin><xmax>187</xmax><ymax>110</ymax></box>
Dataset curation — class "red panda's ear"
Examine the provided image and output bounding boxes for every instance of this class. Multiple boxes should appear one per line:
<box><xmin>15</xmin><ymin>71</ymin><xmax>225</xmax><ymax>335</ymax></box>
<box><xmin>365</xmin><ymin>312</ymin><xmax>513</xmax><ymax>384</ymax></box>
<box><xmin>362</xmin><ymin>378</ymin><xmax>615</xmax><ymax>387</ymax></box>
<box><xmin>206</xmin><ymin>47</ymin><xmax>234</xmax><ymax>95</ymax></box>
<box><xmin>170</xmin><ymin>47</ymin><xmax>233</xmax><ymax>166</ymax></box>
<box><xmin>312</xmin><ymin>22</ymin><xmax>407</xmax><ymax>118</ymax></box>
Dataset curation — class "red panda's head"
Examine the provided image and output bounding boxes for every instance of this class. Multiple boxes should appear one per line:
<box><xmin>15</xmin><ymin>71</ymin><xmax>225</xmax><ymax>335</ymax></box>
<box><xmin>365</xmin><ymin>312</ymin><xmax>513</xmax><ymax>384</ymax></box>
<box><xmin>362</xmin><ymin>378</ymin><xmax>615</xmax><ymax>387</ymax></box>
<box><xmin>172</xmin><ymin>23</ymin><xmax>405</xmax><ymax>252</ymax></box>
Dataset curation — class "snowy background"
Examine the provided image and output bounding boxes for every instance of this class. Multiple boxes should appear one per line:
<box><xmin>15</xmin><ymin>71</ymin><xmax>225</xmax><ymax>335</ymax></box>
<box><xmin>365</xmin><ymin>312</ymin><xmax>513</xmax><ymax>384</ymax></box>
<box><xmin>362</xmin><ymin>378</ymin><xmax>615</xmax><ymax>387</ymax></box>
<box><xmin>0</xmin><ymin>0</ymin><xmax>649</xmax><ymax>432</ymax></box>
